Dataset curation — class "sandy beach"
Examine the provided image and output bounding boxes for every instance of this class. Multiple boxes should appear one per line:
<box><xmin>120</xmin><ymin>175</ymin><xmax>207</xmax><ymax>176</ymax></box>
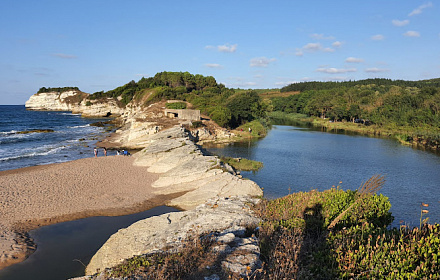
<box><xmin>0</xmin><ymin>155</ymin><xmax>174</xmax><ymax>269</ymax></box>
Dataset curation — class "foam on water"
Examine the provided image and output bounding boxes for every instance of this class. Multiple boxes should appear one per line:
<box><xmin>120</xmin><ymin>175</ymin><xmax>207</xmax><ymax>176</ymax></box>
<box><xmin>0</xmin><ymin>105</ymin><xmax>109</xmax><ymax>171</ymax></box>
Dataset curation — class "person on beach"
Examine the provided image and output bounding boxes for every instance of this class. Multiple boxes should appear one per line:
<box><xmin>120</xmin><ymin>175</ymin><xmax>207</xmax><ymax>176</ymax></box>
<box><xmin>104</xmin><ymin>147</ymin><xmax>107</xmax><ymax>156</ymax></box>
<box><xmin>94</xmin><ymin>147</ymin><xmax>98</xmax><ymax>157</ymax></box>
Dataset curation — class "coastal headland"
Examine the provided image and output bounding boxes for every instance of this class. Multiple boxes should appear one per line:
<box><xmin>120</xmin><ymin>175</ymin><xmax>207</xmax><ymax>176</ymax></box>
<box><xmin>0</xmin><ymin>89</ymin><xmax>263</xmax><ymax>276</ymax></box>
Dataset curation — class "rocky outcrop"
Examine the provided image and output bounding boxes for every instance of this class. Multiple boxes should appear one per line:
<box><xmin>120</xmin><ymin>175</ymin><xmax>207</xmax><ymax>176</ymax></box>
<box><xmin>81</xmin><ymin>125</ymin><xmax>263</xmax><ymax>277</ymax></box>
<box><xmin>132</xmin><ymin>126</ymin><xmax>263</xmax><ymax>210</ymax></box>
<box><xmin>75</xmin><ymin>98</ymin><xmax>124</xmax><ymax>117</ymax></box>
<box><xmin>25</xmin><ymin>91</ymin><xmax>86</xmax><ymax>111</ymax></box>
<box><xmin>25</xmin><ymin>91</ymin><xmax>124</xmax><ymax>118</ymax></box>
<box><xmin>85</xmin><ymin>196</ymin><xmax>262</xmax><ymax>276</ymax></box>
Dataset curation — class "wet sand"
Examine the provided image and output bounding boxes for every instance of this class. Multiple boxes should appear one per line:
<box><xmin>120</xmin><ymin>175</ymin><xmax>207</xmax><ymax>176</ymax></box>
<box><xmin>0</xmin><ymin>155</ymin><xmax>173</xmax><ymax>270</ymax></box>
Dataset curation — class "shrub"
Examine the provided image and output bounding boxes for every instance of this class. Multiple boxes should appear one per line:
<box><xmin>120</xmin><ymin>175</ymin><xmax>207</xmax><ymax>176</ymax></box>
<box><xmin>209</xmin><ymin>106</ymin><xmax>232</xmax><ymax>127</ymax></box>
<box><xmin>166</xmin><ymin>102</ymin><xmax>187</xmax><ymax>109</ymax></box>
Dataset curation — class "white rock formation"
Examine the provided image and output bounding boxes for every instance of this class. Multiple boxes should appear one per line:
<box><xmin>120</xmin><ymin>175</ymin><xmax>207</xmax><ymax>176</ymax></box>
<box><xmin>25</xmin><ymin>91</ymin><xmax>84</xmax><ymax>111</ymax></box>
<box><xmin>25</xmin><ymin>91</ymin><xmax>124</xmax><ymax>117</ymax></box>
<box><xmin>132</xmin><ymin>126</ymin><xmax>263</xmax><ymax>210</ymax></box>
<box><xmin>85</xmin><ymin>196</ymin><xmax>261</xmax><ymax>276</ymax></box>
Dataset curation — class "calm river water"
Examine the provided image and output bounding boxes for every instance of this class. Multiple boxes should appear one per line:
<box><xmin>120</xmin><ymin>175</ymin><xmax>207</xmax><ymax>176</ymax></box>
<box><xmin>0</xmin><ymin>206</ymin><xmax>178</xmax><ymax>280</ymax></box>
<box><xmin>205</xmin><ymin>125</ymin><xmax>440</xmax><ymax>228</ymax></box>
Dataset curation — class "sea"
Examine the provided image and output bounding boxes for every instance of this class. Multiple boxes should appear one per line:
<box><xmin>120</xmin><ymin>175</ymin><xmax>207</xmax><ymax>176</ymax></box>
<box><xmin>0</xmin><ymin>105</ymin><xmax>109</xmax><ymax>172</ymax></box>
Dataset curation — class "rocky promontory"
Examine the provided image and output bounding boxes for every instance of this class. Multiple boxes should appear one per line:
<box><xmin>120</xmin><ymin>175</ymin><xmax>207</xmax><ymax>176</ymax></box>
<box><xmin>25</xmin><ymin>90</ymin><xmax>124</xmax><ymax>117</ymax></box>
<box><xmin>80</xmin><ymin>125</ymin><xmax>263</xmax><ymax>276</ymax></box>
<box><xmin>22</xmin><ymin>87</ymin><xmax>264</xmax><ymax>278</ymax></box>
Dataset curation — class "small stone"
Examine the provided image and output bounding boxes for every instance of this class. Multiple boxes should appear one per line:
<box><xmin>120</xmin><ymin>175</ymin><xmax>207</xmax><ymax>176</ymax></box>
<box><xmin>216</xmin><ymin>233</ymin><xmax>235</xmax><ymax>244</ymax></box>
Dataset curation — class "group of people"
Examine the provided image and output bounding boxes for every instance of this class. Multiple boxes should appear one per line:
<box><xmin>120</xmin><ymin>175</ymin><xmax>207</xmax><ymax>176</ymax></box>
<box><xmin>93</xmin><ymin>147</ymin><xmax>130</xmax><ymax>157</ymax></box>
<box><xmin>93</xmin><ymin>147</ymin><xmax>107</xmax><ymax>157</ymax></box>
<box><xmin>116</xmin><ymin>149</ymin><xmax>130</xmax><ymax>156</ymax></box>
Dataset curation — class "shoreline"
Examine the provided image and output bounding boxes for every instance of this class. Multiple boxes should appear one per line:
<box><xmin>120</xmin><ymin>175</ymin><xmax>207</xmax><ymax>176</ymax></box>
<box><xmin>0</xmin><ymin>155</ymin><xmax>177</xmax><ymax>270</ymax></box>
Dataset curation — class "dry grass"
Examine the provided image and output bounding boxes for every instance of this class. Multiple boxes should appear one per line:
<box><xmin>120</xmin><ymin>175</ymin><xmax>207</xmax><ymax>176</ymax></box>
<box><xmin>258</xmin><ymin>91</ymin><xmax>300</xmax><ymax>98</ymax></box>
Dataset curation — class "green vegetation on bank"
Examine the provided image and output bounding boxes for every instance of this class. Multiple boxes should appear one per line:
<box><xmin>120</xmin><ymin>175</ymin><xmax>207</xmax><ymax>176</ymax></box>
<box><xmin>220</xmin><ymin>156</ymin><xmax>263</xmax><ymax>171</ymax></box>
<box><xmin>267</xmin><ymin>78</ymin><xmax>440</xmax><ymax>149</ymax></box>
<box><xmin>37</xmin><ymin>87</ymin><xmax>80</xmax><ymax>93</ymax></box>
<box><xmin>165</xmin><ymin>102</ymin><xmax>187</xmax><ymax>109</ymax></box>
<box><xmin>255</xmin><ymin>185</ymin><xmax>440</xmax><ymax>279</ymax></box>
<box><xmin>98</xmin><ymin>176</ymin><xmax>440</xmax><ymax>279</ymax></box>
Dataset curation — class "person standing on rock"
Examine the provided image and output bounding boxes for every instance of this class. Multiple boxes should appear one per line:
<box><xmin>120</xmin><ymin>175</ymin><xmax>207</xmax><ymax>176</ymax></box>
<box><xmin>94</xmin><ymin>147</ymin><xmax>98</xmax><ymax>157</ymax></box>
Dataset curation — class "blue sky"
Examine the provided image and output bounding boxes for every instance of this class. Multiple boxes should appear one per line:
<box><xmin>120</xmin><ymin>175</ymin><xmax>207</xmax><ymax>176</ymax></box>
<box><xmin>1</xmin><ymin>0</ymin><xmax>439</xmax><ymax>105</ymax></box>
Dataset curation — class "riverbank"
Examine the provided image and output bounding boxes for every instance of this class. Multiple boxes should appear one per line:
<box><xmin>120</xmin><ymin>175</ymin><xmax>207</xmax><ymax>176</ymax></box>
<box><xmin>269</xmin><ymin>111</ymin><xmax>440</xmax><ymax>152</ymax></box>
<box><xmin>0</xmin><ymin>156</ymin><xmax>177</xmax><ymax>270</ymax></box>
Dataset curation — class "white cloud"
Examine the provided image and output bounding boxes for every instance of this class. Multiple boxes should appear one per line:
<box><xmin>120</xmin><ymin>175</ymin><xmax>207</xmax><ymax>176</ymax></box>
<box><xmin>371</xmin><ymin>34</ymin><xmax>385</xmax><ymax>41</ymax></box>
<box><xmin>332</xmin><ymin>41</ymin><xmax>343</xmax><ymax>47</ymax></box>
<box><xmin>217</xmin><ymin>44</ymin><xmax>237</xmax><ymax>53</ymax></box>
<box><xmin>409</xmin><ymin>2</ymin><xmax>433</xmax><ymax>16</ymax></box>
<box><xmin>303</xmin><ymin>43</ymin><xmax>322</xmax><ymax>51</ymax></box>
<box><xmin>52</xmin><ymin>53</ymin><xmax>77</xmax><ymax>59</ymax></box>
<box><xmin>205</xmin><ymin>44</ymin><xmax>237</xmax><ymax>53</ymax></box>
<box><xmin>404</xmin><ymin>30</ymin><xmax>420</xmax><ymax>37</ymax></box>
<box><xmin>205</xmin><ymin>63</ymin><xmax>223</xmax><ymax>68</ymax></box>
<box><xmin>316</xmin><ymin>67</ymin><xmax>357</xmax><ymax>74</ymax></box>
<box><xmin>345</xmin><ymin>57</ymin><xmax>364</xmax><ymax>63</ymax></box>
<box><xmin>365</xmin><ymin>67</ymin><xmax>389</xmax><ymax>73</ymax></box>
<box><xmin>392</xmin><ymin>19</ymin><xmax>410</xmax><ymax>27</ymax></box>
<box><xmin>310</xmin><ymin>33</ymin><xmax>335</xmax><ymax>40</ymax></box>
<box><xmin>296</xmin><ymin>41</ymin><xmax>341</xmax><ymax>56</ymax></box>
<box><xmin>249</xmin><ymin>57</ymin><xmax>276</xmax><ymax>67</ymax></box>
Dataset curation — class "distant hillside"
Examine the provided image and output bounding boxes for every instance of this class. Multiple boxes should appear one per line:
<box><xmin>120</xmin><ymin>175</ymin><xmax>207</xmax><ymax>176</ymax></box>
<box><xmin>280</xmin><ymin>78</ymin><xmax>440</xmax><ymax>92</ymax></box>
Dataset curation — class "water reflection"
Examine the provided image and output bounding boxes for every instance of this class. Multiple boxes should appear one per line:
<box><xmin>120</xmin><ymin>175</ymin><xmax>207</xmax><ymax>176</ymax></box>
<box><xmin>206</xmin><ymin>125</ymin><xmax>440</xmax><ymax>227</ymax></box>
<box><xmin>0</xmin><ymin>206</ymin><xmax>178</xmax><ymax>280</ymax></box>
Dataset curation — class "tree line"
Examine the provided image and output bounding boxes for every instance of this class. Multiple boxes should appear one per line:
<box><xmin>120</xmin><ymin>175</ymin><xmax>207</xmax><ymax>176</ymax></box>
<box><xmin>273</xmin><ymin>84</ymin><xmax>440</xmax><ymax>127</ymax></box>
<box><xmin>37</xmin><ymin>87</ymin><xmax>80</xmax><ymax>93</ymax></box>
<box><xmin>88</xmin><ymin>71</ymin><xmax>267</xmax><ymax>129</ymax></box>
<box><xmin>280</xmin><ymin>78</ymin><xmax>440</xmax><ymax>93</ymax></box>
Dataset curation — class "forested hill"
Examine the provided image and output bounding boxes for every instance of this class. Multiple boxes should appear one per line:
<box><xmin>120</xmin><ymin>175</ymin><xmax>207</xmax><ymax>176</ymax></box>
<box><xmin>280</xmin><ymin>78</ymin><xmax>440</xmax><ymax>92</ymax></box>
<box><xmin>270</xmin><ymin>78</ymin><xmax>440</xmax><ymax>148</ymax></box>
<box><xmin>88</xmin><ymin>71</ymin><xmax>267</xmax><ymax>129</ymax></box>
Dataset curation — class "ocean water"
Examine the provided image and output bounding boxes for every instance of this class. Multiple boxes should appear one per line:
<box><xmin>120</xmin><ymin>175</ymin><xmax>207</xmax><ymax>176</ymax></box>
<box><xmin>0</xmin><ymin>105</ymin><xmax>108</xmax><ymax>171</ymax></box>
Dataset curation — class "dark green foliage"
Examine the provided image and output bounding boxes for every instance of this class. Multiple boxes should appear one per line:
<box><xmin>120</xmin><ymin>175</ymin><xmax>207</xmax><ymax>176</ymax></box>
<box><xmin>272</xmin><ymin>81</ymin><xmax>440</xmax><ymax>143</ymax></box>
<box><xmin>281</xmin><ymin>78</ymin><xmax>440</xmax><ymax>92</ymax></box>
<box><xmin>226</xmin><ymin>90</ymin><xmax>265</xmax><ymax>127</ymax></box>
<box><xmin>209</xmin><ymin>106</ymin><xmax>231</xmax><ymax>127</ymax></box>
<box><xmin>37</xmin><ymin>86</ymin><xmax>79</xmax><ymax>93</ymax></box>
<box><xmin>87</xmin><ymin>71</ymin><xmax>226</xmax><ymax>107</ymax></box>
<box><xmin>85</xmin><ymin>71</ymin><xmax>264</xmax><ymax>129</ymax></box>
<box><xmin>165</xmin><ymin>102</ymin><xmax>187</xmax><ymax>109</ymax></box>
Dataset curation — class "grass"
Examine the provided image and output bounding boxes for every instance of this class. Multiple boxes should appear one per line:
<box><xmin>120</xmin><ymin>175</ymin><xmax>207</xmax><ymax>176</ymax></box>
<box><xmin>221</xmin><ymin>156</ymin><xmax>263</xmax><ymax>171</ymax></box>
<box><xmin>92</xmin><ymin>176</ymin><xmax>440</xmax><ymax>279</ymax></box>
<box><xmin>234</xmin><ymin>120</ymin><xmax>268</xmax><ymax>139</ymax></box>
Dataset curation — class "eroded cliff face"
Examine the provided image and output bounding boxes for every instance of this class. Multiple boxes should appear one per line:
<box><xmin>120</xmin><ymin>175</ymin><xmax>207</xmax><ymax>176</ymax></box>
<box><xmin>25</xmin><ymin>91</ymin><xmax>235</xmax><ymax>147</ymax></box>
<box><xmin>25</xmin><ymin>91</ymin><xmax>124</xmax><ymax>118</ymax></box>
<box><xmin>25</xmin><ymin>91</ymin><xmax>86</xmax><ymax>111</ymax></box>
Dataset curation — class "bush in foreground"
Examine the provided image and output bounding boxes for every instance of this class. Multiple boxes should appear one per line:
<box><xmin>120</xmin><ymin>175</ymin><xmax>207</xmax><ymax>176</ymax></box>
<box><xmin>99</xmin><ymin>187</ymin><xmax>440</xmax><ymax>279</ymax></box>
